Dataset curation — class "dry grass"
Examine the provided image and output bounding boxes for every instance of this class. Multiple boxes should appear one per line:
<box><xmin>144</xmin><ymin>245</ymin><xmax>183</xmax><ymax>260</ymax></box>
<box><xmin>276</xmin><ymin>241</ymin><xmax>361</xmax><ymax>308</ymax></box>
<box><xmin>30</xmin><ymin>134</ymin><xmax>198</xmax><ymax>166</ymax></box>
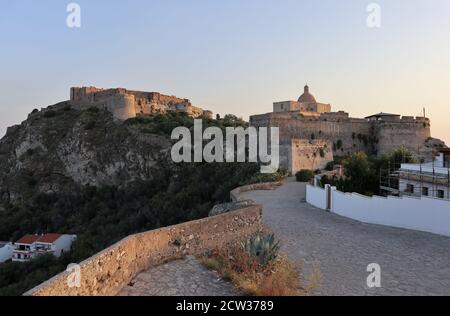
<box><xmin>200</xmin><ymin>242</ymin><xmax>320</xmax><ymax>296</ymax></box>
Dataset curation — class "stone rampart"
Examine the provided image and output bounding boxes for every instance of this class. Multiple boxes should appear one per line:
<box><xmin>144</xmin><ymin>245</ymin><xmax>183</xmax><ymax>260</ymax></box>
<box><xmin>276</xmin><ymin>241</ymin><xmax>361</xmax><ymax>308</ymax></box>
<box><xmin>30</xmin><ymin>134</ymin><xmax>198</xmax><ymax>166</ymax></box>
<box><xmin>251</xmin><ymin>112</ymin><xmax>432</xmax><ymax>159</ymax></box>
<box><xmin>230</xmin><ymin>181</ymin><xmax>283</xmax><ymax>202</ymax></box>
<box><xmin>25</xmin><ymin>205</ymin><xmax>262</xmax><ymax>296</ymax></box>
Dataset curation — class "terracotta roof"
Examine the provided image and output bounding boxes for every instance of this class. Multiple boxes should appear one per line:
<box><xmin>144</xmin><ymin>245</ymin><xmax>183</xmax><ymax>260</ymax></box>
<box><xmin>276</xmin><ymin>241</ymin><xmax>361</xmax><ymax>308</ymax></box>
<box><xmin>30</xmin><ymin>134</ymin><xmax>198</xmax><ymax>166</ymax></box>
<box><xmin>15</xmin><ymin>235</ymin><xmax>41</xmax><ymax>245</ymax></box>
<box><xmin>15</xmin><ymin>233</ymin><xmax>64</xmax><ymax>245</ymax></box>
<box><xmin>37</xmin><ymin>234</ymin><xmax>62</xmax><ymax>244</ymax></box>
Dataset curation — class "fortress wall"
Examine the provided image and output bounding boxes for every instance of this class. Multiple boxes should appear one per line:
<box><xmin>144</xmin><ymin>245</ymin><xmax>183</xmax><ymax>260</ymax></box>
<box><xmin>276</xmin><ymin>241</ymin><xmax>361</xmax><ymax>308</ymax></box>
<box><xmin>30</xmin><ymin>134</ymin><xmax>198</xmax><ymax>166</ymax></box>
<box><xmin>106</xmin><ymin>94</ymin><xmax>137</xmax><ymax>121</ymax></box>
<box><xmin>251</xmin><ymin>113</ymin><xmax>433</xmax><ymax>162</ymax></box>
<box><xmin>25</xmin><ymin>205</ymin><xmax>263</xmax><ymax>296</ymax></box>
<box><xmin>70</xmin><ymin>87</ymin><xmax>96</xmax><ymax>102</ymax></box>
<box><xmin>376</xmin><ymin>120</ymin><xmax>431</xmax><ymax>156</ymax></box>
<box><xmin>290</xmin><ymin>139</ymin><xmax>334</xmax><ymax>174</ymax></box>
<box><xmin>252</xmin><ymin>114</ymin><xmax>373</xmax><ymax>157</ymax></box>
<box><xmin>91</xmin><ymin>88</ymin><xmax>125</xmax><ymax>101</ymax></box>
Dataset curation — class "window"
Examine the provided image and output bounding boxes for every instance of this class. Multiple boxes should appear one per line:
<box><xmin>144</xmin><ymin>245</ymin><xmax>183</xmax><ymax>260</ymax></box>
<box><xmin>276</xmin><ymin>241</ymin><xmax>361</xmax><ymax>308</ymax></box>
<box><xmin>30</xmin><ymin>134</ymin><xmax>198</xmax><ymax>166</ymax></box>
<box><xmin>437</xmin><ymin>190</ymin><xmax>445</xmax><ymax>199</ymax></box>
<box><xmin>406</xmin><ymin>184</ymin><xmax>414</xmax><ymax>193</ymax></box>
<box><xmin>445</xmin><ymin>155</ymin><xmax>450</xmax><ymax>168</ymax></box>
<box><xmin>422</xmin><ymin>187</ymin><xmax>429</xmax><ymax>196</ymax></box>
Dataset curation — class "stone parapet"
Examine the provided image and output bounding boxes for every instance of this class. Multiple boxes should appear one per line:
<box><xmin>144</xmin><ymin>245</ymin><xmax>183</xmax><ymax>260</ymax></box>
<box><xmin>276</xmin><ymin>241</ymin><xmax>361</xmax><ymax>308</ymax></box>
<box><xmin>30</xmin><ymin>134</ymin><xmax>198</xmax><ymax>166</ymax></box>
<box><xmin>25</xmin><ymin>205</ymin><xmax>262</xmax><ymax>296</ymax></box>
<box><xmin>230</xmin><ymin>181</ymin><xmax>283</xmax><ymax>202</ymax></box>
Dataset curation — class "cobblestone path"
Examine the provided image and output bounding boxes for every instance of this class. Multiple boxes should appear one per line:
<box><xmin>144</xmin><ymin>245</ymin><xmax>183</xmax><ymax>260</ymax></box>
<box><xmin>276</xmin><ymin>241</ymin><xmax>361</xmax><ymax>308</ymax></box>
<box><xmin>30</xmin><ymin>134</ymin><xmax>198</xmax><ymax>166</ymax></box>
<box><xmin>118</xmin><ymin>256</ymin><xmax>241</xmax><ymax>296</ymax></box>
<box><xmin>241</xmin><ymin>179</ymin><xmax>450</xmax><ymax>296</ymax></box>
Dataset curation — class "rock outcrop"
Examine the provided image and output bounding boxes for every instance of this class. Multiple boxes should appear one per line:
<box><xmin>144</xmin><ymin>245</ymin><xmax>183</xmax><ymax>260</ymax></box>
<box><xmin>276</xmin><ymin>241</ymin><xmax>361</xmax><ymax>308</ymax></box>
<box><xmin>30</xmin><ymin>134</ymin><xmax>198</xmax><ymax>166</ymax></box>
<box><xmin>0</xmin><ymin>103</ymin><xmax>171</xmax><ymax>203</ymax></box>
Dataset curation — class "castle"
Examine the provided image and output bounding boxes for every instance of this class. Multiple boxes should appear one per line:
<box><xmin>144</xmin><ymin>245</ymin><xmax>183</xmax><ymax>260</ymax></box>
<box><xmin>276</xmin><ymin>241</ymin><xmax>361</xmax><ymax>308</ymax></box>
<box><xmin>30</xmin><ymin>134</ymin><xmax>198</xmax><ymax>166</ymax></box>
<box><xmin>69</xmin><ymin>86</ymin><xmax>213</xmax><ymax>120</ymax></box>
<box><xmin>250</xmin><ymin>85</ymin><xmax>445</xmax><ymax>174</ymax></box>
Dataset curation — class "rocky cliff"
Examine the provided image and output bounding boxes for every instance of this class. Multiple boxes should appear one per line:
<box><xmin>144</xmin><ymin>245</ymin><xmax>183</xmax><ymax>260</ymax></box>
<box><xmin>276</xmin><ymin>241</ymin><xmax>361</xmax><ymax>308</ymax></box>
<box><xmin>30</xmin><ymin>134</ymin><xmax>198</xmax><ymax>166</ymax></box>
<box><xmin>0</xmin><ymin>103</ymin><xmax>171</xmax><ymax>204</ymax></box>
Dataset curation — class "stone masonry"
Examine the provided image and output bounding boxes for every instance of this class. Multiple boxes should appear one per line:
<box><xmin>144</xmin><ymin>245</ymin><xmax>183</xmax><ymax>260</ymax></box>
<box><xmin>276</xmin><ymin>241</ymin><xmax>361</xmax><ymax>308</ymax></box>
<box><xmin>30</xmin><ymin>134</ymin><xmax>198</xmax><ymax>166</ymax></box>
<box><xmin>25</xmin><ymin>205</ymin><xmax>262</xmax><ymax>296</ymax></box>
<box><xmin>250</xmin><ymin>85</ymin><xmax>444</xmax><ymax>174</ymax></box>
<box><xmin>70</xmin><ymin>86</ymin><xmax>213</xmax><ymax>121</ymax></box>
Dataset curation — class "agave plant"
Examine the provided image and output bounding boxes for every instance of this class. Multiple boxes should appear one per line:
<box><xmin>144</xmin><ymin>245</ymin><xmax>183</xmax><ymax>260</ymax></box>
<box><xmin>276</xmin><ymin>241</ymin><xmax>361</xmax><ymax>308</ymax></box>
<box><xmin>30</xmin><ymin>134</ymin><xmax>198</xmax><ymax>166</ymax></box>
<box><xmin>244</xmin><ymin>232</ymin><xmax>280</xmax><ymax>266</ymax></box>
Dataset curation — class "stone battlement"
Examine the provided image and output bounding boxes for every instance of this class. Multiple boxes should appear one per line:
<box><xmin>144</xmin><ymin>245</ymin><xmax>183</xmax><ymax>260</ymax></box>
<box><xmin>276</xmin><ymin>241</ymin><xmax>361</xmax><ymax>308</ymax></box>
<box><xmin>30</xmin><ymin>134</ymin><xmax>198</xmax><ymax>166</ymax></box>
<box><xmin>69</xmin><ymin>86</ymin><xmax>212</xmax><ymax>121</ymax></box>
<box><xmin>250</xmin><ymin>85</ymin><xmax>443</xmax><ymax>173</ymax></box>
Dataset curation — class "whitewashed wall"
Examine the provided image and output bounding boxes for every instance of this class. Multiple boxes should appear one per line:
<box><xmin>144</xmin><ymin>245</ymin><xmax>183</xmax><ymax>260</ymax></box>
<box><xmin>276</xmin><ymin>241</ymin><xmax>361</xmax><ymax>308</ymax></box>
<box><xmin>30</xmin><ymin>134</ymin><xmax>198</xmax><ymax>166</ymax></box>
<box><xmin>305</xmin><ymin>184</ymin><xmax>328</xmax><ymax>210</ymax></box>
<box><xmin>306</xmin><ymin>184</ymin><xmax>450</xmax><ymax>237</ymax></box>
<box><xmin>0</xmin><ymin>243</ymin><xmax>13</xmax><ymax>263</ymax></box>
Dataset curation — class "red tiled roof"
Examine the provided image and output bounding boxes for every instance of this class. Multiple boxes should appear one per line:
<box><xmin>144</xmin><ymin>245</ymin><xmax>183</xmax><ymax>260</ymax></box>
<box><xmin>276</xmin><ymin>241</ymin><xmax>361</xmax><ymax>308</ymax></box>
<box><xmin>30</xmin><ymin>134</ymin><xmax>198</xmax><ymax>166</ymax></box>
<box><xmin>37</xmin><ymin>234</ymin><xmax>62</xmax><ymax>244</ymax></box>
<box><xmin>15</xmin><ymin>234</ymin><xmax>41</xmax><ymax>245</ymax></box>
<box><xmin>15</xmin><ymin>233</ymin><xmax>63</xmax><ymax>245</ymax></box>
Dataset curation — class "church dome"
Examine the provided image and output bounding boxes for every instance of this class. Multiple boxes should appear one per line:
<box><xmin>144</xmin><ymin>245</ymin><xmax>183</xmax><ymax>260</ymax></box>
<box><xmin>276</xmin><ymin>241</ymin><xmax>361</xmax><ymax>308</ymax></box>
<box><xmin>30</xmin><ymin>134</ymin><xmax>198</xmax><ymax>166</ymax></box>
<box><xmin>298</xmin><ymin>85</ymin><xmax>316</xmax><ymax>103</ymax></box>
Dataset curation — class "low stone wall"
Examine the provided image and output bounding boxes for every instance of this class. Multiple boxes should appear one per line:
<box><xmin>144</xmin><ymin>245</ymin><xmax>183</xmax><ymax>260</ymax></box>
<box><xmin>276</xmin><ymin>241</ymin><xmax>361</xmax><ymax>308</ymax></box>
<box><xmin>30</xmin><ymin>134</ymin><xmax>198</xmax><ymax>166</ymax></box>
<box><xmin>25</xmin><ymin>205</ymin><xmax>262</xmax><ymax>296</ymax></box>
<box><xmin>230</xmin><ymin>181</ymin><xmax>283</xmax><ymax>202</ymax></box>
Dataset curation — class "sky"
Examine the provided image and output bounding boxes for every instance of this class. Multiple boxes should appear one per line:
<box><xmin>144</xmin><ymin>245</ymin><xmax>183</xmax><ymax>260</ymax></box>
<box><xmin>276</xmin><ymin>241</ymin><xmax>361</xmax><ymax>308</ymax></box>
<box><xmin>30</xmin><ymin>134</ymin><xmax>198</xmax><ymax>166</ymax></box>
<box><xmin>0</xmin><ymin>0</ymin><xmax>449</xmax><ymax>144</ymax></box>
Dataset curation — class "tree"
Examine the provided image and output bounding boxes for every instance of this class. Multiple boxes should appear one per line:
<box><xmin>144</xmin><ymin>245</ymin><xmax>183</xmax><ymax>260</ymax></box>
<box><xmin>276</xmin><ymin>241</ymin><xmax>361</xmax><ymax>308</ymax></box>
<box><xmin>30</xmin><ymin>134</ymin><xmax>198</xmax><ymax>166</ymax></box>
<box><xmin>295</xmin><ymin>170</ymin><xmax>315</xmax><ymax>182</ymax></box>
<box><xmin>343</xmin><ymin>152</ymin><xmax>377</xmax><ymax>194</ymax></box>
<box><xmin>389</xmin><ymin>148</ymin><xmax>416</xmax><ymax>167</ymax></box>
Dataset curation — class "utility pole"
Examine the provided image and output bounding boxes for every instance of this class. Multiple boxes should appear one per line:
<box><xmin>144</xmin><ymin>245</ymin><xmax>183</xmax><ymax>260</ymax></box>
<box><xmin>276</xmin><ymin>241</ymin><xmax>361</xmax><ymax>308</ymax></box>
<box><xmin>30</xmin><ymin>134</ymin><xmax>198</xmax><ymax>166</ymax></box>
<box><xmin>388</xmin><ymin>161</ymin><xmax>391</xmax><ymax>195</ymax></box>
<box><xmin>446</xmin><ymin>167</ymin><xmax>450</xmax><ymax>199</ymax></box>
<box><xmin>433</xmin><ymin>154</ymin><xmax>436</xmax><ymax>198</ymax></box>
<box><xmin>418</xmin><ymin>145</ymin><xmax>421</xmax><ymax>195</ymax></box>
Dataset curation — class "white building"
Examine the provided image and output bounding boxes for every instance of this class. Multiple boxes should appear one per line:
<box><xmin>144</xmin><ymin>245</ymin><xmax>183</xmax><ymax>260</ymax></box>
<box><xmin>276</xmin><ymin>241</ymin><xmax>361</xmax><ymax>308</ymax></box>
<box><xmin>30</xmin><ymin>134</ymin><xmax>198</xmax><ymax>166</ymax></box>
<box><xmin>0</xmin><ymin>242</ymin><xmax>14</xmax><ymax>263</ymax></box>
<box><xmin>399</xmin><ymin>149</ymin><xmax>450</xmax><ymax>200</ymax></box>
<box><xmin>12</xmin><ymin>234</ymin><xmax>77</xmax><ymax>262</ymax></box>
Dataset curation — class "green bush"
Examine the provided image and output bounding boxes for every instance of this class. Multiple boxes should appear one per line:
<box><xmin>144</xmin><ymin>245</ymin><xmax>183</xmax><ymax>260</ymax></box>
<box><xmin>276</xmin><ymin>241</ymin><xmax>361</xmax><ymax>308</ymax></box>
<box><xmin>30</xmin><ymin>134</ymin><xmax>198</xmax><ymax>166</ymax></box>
<box><xmin>43</xmin><ymin>110</ymin><xmax>56</xmax><ymax>118</ymax></box>
<box><xmin>244</xmin><ymin>232</ymin><xmax>280</xmax><ymax>267</ymax></box>
<box><xmin>295</xmin><ymin>169</ymin><xmax>314</xmax><ymax>182</ymax></box>
<box><xmin>87</xmin><ymin>107</ymin><xmax>100</xmax><ymax>113</ymax></box>
<box><xmin>324</xmin><ymin>161</ymin><xmax>335</xmax><ymax>171</ymax></box>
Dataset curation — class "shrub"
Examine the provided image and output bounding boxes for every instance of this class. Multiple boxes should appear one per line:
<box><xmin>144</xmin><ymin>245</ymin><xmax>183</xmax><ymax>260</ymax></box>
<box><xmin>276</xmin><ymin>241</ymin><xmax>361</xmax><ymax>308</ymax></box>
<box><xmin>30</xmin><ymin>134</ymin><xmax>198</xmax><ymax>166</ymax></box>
<box><xmin>87</xmin><ymin>107</ymin><xmax>100</xmax><ymax>113</ymax></box>
<box><xmin>84</xmin><ymin>120</ymin><xmax>96</xmax><ymax>130</ymax></box>
<box><xmin>244</xmin><ymin>232</ymin><xmax>280</xmax><ymax>267</ymax></box>
<box><xmin>43</xmin><ymin>110</ymin><xmax>56</xmax><ymax>118</ymax></box>
<box><xmin>295</xmin><ymin>170</ymin><xmax>314</xmax><ymax>182</ymax></box>
<box><xmin>324</xmin><ymin>161</ymin><xmax>334</xmax><ymax>171</ymax></box>
<box><xmin>200</xmin><ymin>232</ymin><xmax>308</xmax><ymax>296</ymax></box>
<box><xmin>242</xmin><ymin>168</ymin><xmax>288</xmax><ymax>185</ymax></box>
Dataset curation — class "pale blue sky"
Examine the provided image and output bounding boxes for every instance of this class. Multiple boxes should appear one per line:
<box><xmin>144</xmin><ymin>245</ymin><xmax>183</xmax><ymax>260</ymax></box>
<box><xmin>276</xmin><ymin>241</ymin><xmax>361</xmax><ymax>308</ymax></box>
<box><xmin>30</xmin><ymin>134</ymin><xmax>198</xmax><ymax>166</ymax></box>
<box><xmin>1</xmin><ymin>0</ymin><xmax>449</xmax><ymax>143</ymax></box>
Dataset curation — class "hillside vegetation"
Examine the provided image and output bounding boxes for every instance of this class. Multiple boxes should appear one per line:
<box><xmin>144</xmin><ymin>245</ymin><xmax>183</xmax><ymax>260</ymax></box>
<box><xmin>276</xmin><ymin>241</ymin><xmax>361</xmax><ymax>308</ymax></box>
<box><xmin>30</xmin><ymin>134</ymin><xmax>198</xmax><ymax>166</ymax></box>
<box><xmin>0</xmin><ymin>108</ymin><xmax>279</xmax><ymax>295</ymax></box>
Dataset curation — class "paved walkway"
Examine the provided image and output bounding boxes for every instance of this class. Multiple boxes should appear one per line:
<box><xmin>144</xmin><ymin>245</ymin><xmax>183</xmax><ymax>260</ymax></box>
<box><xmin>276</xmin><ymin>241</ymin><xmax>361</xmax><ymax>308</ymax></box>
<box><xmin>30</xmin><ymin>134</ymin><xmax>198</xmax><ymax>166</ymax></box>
<box><xmin>118</xmin><ymin>256</ymin><xmax>241</xmax><ymax>296</ymax></box>
<box><xmin>241</xmin><ymin>179</ymin><xmax>450</xmax><ymax>296</ymax></box>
